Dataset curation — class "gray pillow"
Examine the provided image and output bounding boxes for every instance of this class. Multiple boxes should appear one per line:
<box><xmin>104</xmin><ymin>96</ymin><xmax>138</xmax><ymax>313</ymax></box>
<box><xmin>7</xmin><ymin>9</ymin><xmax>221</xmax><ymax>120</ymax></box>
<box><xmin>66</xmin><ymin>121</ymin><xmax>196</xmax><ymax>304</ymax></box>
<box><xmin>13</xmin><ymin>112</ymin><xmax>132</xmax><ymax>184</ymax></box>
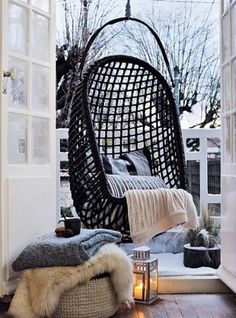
<box><xmin>107</xmin><ymin>174</ymin><xmax>167</xmax><ymax>198</ymax></box>
<box><xmin>12</xmin><ymin>229</ymin><xmax>122</xmax><ymax>272</ymax></box>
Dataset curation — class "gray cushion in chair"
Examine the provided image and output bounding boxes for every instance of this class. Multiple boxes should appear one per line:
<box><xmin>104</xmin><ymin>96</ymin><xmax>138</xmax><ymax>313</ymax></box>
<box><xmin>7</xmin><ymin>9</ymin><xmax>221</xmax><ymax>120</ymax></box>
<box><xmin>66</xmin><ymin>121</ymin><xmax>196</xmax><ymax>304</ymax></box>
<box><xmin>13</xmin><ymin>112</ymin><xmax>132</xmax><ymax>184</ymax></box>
<box><xmin>107</xmin><ymin>174</ymin><xmax>167</xmax><ymax>198</ymax></box>
<box><xmin>102</xmin><ymin>150</ymin><xmax>152</xmax><ymax>176</ymax></box>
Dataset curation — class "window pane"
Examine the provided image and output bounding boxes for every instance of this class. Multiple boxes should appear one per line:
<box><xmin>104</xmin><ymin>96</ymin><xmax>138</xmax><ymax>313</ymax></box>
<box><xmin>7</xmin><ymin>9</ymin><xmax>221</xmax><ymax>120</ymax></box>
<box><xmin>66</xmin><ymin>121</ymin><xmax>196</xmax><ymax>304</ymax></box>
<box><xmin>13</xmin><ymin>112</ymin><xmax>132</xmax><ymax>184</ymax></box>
<box><xmin>234</xmin><ymin>114</ymin><xmax>236</xmax><ymax>162</ymax></box>
<box><xmin>8</xmin><ymin>58</ymin><xmax>27</xmax><ymax>109</ymax></box>
<box><xmin>32</xmin><ymin>0</ymin><xmax>49</xmax><ymax>12</ymax></box>
<box><xmin>8</xmin><ymin>114</ymin><xmax>28</xmax><ymax>164</ymax></box>
<box><xmin>32</xmin><ymin>13</ymin><xmax>49</xmax><ymax>61</ymax></box>
<box><xmin>224</xmin><ymin>116</ymin><xmax>231</xmax><ymax>163</ymax></box>
<box><xmin>32</xmin><ymin>64</ymin><xmax>49</xmax><ymax>112</ymax></box>
<box><xmin>8</xmin><ymin>2</ymin><xmax>28</xmax><ymax>54</ymax></box>
<box><xmin>31</xmin><ymin>117</ymin><xmax>49</xmax><ymax>164</ymax></box>
<box><xmin>233</xmin><ymin>59</ymin><xmax>236</xmax><ymax>109</ymax></box>
<box><xmin>222</xmin><ymin>0</ymin><xmax>230</xmax><ymax>13</ymax></box>
<box><xmin>222</xmin><ymin>13</ymin><xmax>230</xmax><ymax>62</ymax></box>
<box><xmin>232</xmin><ymin>4</ymin><xmax>236</xmax><ymax>56</ymax></box>
<box><xmin>222</xmin><ymin>64</ymin><xmax>231</xmax><ymax>111</ymax></box>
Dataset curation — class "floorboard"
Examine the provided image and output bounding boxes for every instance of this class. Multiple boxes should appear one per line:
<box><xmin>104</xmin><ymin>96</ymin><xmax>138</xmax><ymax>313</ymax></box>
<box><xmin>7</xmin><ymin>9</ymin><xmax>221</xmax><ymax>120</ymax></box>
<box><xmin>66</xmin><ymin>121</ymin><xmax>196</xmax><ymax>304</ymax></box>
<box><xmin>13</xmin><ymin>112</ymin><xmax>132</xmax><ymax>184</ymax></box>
<box><xmin>174</xmin><ymin>294</ymin><xmax>200</xmax><ymax>318</ymax></box>
<box><xmin>1</xmin><ymin>294</ymin><xmax>236</xmax><ymax>317</ymax></box>
<box><xmin>112</xmin><ymin>294</ymin><xmax>236</xmax><ymax>318</ymax></box>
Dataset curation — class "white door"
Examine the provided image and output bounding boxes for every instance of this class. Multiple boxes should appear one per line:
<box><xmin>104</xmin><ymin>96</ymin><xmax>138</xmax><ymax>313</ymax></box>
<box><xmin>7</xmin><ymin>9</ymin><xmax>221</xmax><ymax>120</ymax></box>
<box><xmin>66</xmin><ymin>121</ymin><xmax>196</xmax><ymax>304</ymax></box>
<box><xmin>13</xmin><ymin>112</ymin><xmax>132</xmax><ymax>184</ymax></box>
<box><xmin>0</xmin><ymin>0</ymin><xmax>56</xmax><ymax>296</ymax></box>
<box><xmin>217</xmin><ymin>0</ymin><xmax>236</xmax><ymax>292</ymax></box>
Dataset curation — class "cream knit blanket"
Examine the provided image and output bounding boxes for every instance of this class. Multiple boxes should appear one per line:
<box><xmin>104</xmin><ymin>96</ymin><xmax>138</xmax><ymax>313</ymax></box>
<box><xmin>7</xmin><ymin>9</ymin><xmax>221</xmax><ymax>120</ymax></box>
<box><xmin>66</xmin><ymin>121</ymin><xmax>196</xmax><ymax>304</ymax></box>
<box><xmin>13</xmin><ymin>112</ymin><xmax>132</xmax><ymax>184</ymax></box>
<box><xmin>124</xmin><ymin>188</ymin><xmax>199</xmax><ymax>243</ymax></box>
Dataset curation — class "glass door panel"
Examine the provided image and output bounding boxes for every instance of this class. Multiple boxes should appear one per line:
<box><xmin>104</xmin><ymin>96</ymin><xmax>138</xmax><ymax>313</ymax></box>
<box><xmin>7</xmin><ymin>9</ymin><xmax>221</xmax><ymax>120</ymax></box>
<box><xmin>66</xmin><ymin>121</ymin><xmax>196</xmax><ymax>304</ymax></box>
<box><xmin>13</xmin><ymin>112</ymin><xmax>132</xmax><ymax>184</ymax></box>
<box><xmin>32</xmin><ymin>0</ymin><xmax>49</xmax><ymax>12</ymax></box>
<box><xmin>32</xmin><ymin>12</ymin><xmax>49</xmax><ymax>61</ymax></box>
<box><xmin>222</xmin><ymin>64</ymin><xmax>231</xmax><ymax>111</ymax></box>
<box><xmin>223</xmin><ymin>116</ymin><xmax>231</xmax><ymax>163</ymax></box>
<box><xmin>8</xmin><ymin>58</ymin><xmax>27</xmax><ymax>109</ymax></box>
<box><xmin>8</xmin><ymin>2</ymin><xmax>28</xmax><ymax>55</ymax></box>
<box><xmin>222</xmin><ymin>13</ymin><xmax>230</xmax><ymax>62</ymax></box>
<box><xmin>233</xmin><ymin>59</ymin><xmax>236</xmax><ymax>109</ymax></box>
<box><xmin>222</xmin><ymin>0</ymin><xmax>230</xmax><ymax>13</ymax></box>
<box><xmin>32</xmin><ymin>64</ymin><xmax>49</xmax><ymax>112</ymax></box>
<box><xmin>234</xmin><ymin>114</ymin><xmax>236</xmax><ymax>162</ymax></box>
<box><xmin>7</xmin><ymin>114</ymin><xmax>28</xmax><ymax>164</ymax></box>
<box><xmin>31</xmin><ymin>117</ymin><xmax>49</xmax><ymax>164</ymax></box>
<box><xmin>232</xmin><ymin>3</ymin><xmax>236</xmax><ymax>56</ymax></box>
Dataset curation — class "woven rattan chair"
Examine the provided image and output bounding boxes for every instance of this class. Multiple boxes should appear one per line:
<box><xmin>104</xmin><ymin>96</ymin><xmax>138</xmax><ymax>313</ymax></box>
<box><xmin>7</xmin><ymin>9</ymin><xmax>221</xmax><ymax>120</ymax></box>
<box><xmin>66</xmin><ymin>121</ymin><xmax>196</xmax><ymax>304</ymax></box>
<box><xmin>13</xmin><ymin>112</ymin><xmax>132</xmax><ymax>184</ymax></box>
<box><xmin>69</xmin><ymin>17</ymin><xmax>187</xmax><ymax>241</ymax></box>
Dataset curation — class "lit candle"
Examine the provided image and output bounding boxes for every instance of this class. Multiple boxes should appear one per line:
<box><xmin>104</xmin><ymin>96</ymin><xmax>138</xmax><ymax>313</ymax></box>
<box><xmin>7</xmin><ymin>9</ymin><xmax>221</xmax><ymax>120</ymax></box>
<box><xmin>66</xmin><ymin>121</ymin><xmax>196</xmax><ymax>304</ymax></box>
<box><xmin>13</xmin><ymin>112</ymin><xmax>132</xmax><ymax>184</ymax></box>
<box><xmin>134</xmin><ymin>283</ymin><xmax>143</xmax><ymax>299</ymax></box>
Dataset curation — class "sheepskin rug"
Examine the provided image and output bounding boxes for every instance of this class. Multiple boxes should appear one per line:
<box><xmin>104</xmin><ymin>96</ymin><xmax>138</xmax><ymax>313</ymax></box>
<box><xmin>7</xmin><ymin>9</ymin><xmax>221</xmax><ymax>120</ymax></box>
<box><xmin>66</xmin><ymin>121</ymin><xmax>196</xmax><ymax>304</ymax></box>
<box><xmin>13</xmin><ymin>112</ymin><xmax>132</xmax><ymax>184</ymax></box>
<box><xmin>8</xmin><ymin>243</ymin><xmax>134</xmax><ymax>318</ymax></box>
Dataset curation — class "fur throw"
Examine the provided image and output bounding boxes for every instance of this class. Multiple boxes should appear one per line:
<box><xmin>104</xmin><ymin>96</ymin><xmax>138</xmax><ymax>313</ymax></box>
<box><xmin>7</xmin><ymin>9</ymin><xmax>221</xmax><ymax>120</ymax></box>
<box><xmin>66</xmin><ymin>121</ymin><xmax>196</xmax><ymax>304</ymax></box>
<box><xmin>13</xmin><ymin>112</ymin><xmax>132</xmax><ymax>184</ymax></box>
<box><xmin>8</xmin><ymin>244</ymin><xmax>133</xmax><ymax>318</ymax></box>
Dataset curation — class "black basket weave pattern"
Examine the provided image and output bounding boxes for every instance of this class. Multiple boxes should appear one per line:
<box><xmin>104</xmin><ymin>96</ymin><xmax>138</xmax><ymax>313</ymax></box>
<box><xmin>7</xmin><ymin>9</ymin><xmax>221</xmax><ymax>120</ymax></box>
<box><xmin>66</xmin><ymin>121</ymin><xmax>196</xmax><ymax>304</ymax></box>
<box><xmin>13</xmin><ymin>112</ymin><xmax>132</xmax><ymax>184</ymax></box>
<box><xmin>69</xmin><ymin>55</ymin><xmax>187</xmax><ymax>241</ymax></box>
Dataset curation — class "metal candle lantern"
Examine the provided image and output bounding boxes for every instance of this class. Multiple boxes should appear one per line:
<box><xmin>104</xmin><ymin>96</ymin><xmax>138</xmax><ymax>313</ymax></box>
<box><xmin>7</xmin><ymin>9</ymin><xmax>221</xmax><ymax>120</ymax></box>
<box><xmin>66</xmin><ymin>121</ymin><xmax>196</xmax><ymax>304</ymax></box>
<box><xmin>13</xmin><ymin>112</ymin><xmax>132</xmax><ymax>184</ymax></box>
<box><xmin>131</xmin><ymin>246</ymin><xmax>158</xmax><ymax>304</ymax></box>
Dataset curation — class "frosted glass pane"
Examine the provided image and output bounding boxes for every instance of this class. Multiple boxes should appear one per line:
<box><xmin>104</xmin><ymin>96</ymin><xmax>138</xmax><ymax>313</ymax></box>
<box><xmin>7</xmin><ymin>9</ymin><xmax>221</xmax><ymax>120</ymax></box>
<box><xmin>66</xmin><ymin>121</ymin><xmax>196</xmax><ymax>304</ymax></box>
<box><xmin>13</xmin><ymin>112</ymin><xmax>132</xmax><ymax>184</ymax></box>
<box><xmin>32</xmin><ymin>64</ymin><xmax>49</xmax><ymax>112</ymax></box>
<box><xmin>224</xmin><ymin>117</ymin><xmax>231</xmax><ymax>163</ymax></box>
<box><xmin>8</xmin><ymin>114</ymin><xmax>27</xmax><ymax>164</ymax></box>
<box><xmin>222</xmin><ymin>13</ymin><xmax>230</xmax><ymax>62</ymax></box>
<box><xmin>234</xmin><ymin>114</ymin><xmax>236</xmax><ymax>162</ymax></box>
<box><xmin>32</xmin><ymin>13</ymin><xmax>49</xmax><ymax>61</ymax></box>
<box><xmin>31</xmin><ymin>117</ymin><xmax>49</xmax><ymax>164</ymax></box>
<box><xmin>222</xmin><ymin>64</ymin><xmax>231</xmax><ymax>111</ymax></box>
<box><xmin>8</xmin><ymin>3</ymin><xmax>27</xmax><ymax>54</ymax></box>
<box><xmin>32</xmin><ymin>0</ymin><xmax>49</xmax><ymax>12</ymax></box>
<box><xmin>233</xmin><ymin>59</ymin><xmax>236</xmax><ymax>109</ymax></box>
<box><xmin>232</xmin><ymin>4</ymin><xmax>236</xmax><ymax>55</ymax></box>
<box><xmin>8</xmin><ymin>58</ymin><xmax>27</xmax><ymax>109</ymax></box>
<box><xmin>222</xmin><ymin>0</ymin><xmax>230</xmax><ymax>12</ymax></box>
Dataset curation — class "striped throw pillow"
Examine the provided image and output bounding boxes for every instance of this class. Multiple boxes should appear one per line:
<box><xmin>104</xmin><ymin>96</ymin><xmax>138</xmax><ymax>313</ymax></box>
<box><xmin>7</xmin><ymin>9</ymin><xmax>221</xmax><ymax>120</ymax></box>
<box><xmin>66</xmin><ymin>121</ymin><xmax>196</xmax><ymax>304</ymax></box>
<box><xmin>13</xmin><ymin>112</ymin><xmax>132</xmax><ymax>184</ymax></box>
<box><xmin>106</xmin><ymin>174</ymin><xmax>167</xmax><ymax>198</ymax></box>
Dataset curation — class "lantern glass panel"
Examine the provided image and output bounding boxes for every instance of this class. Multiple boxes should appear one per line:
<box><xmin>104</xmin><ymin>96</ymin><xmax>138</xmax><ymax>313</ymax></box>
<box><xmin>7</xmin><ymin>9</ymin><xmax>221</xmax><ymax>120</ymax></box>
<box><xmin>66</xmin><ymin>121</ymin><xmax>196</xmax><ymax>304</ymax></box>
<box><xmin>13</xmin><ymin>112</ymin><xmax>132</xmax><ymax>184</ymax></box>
<box><xmin>149</xmin><ymin>269</ymin><xmax>158</xmax><ymax>300</ymax></box>
<box><xmin>133</xmin><ymin>272</ymin><xmax>146</xmax><ymax>301</ymax></box>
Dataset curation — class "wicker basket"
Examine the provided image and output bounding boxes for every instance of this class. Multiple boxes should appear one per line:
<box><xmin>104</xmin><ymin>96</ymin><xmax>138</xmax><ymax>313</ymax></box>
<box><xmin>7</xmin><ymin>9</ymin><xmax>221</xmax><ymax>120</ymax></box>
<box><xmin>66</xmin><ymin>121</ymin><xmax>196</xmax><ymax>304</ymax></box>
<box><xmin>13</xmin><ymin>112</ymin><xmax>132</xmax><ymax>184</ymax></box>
<box><xmin>53</xmin><ymin>276</ymin><xmax>119</xmax><ymax>318</ymax></box>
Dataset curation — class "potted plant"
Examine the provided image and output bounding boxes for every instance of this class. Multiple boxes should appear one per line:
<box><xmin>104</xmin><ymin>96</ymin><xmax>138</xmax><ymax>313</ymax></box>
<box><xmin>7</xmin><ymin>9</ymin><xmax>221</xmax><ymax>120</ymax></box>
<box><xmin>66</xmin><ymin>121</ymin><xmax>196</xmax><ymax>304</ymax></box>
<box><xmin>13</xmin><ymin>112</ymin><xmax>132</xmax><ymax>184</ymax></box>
<box><xmin>184</xmin><ymin>207</ymin><xmax>220</xmax><ymax>269</ymax></box>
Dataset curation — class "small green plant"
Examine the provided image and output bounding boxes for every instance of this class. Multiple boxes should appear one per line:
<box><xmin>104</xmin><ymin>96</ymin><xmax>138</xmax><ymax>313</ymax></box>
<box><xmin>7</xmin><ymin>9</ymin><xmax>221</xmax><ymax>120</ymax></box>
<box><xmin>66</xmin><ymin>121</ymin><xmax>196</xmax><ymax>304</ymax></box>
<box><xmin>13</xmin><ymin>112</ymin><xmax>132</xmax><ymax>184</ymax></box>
<box><xmin>61</xmin><ymin>207</ymin><xmax>74</xmax><ymax>218</ymax></box>
<box><xmin>187</xmin><ymin>206</ymin><xmax>220</xmax><ymax>248</ymax></box>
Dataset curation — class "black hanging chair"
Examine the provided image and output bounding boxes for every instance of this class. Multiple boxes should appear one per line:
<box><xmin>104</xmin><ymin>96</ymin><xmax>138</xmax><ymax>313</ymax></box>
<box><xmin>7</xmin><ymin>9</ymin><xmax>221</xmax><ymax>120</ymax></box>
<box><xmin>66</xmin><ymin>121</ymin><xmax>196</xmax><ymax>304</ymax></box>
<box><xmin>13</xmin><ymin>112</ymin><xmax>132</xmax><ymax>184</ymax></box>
<box><xmin>69</xmin><ymin>17</ymin><xmax>188</xmax><ymax>241</ymax></box>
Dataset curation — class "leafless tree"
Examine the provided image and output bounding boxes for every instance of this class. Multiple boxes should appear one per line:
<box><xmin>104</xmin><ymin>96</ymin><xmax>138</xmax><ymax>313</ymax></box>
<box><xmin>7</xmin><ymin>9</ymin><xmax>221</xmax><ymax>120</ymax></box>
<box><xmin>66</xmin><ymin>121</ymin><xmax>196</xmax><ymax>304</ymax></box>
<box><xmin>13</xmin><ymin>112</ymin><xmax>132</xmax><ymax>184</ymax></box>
<box><xmin>123</xmin><ymin>6</ymin><xmax>220</xmax><ymax>128</ymax></box>
<box><xmin>56</xmin><ymin>0</ymin><xmax>115</xmax><ymax>128</ymax></box>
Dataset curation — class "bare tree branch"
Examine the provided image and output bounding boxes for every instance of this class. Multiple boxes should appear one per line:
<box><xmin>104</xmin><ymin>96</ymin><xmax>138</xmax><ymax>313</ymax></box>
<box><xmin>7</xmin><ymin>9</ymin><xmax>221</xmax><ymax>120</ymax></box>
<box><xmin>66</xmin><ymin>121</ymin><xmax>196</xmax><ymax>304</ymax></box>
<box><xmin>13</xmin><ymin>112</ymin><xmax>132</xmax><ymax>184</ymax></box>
<box><xmin>122</xmin><ymin>7</ymin><xmax>220</xmax><ymax>128</ymax></box>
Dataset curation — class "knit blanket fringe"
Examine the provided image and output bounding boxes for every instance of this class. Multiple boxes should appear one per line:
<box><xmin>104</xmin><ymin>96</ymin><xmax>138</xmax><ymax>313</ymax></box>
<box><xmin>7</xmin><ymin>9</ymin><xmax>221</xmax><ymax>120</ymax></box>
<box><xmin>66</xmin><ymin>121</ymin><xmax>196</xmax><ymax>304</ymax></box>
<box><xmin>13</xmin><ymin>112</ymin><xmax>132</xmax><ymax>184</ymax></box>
<box><xmin>8</xmin><ymin>244</ymin><xmax>133</xmax><ymax>318</ymax></box>
<box><xmin>125</xmin><ymin>188</ymin><xmax>199</xmax><ymax>243</ymax></box>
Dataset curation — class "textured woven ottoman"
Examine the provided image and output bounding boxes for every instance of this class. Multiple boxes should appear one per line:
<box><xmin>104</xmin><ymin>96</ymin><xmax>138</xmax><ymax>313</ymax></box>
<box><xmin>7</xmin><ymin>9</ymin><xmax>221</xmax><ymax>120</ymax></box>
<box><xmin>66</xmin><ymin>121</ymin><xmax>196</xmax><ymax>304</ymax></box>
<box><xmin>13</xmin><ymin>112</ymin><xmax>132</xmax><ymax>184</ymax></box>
<box><xmin>53</xmin><ymin>275</ymin><xmax>119</xmax><ymax>318</ymax></box>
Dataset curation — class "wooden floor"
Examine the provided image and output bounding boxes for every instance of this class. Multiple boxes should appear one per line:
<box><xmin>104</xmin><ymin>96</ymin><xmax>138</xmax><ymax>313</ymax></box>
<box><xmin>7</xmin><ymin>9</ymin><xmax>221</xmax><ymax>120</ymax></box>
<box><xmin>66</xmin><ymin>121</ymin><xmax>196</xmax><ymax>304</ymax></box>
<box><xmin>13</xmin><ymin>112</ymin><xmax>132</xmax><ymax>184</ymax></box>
<box><xmin>1</xmin><ymin>294</ymin><xmax>236</xmax><ymax>317</ymax></box>
<box><xmin>113</xmin><ymin>294</ymin><xmax>236</xmax><ymax>318</ymax></box>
